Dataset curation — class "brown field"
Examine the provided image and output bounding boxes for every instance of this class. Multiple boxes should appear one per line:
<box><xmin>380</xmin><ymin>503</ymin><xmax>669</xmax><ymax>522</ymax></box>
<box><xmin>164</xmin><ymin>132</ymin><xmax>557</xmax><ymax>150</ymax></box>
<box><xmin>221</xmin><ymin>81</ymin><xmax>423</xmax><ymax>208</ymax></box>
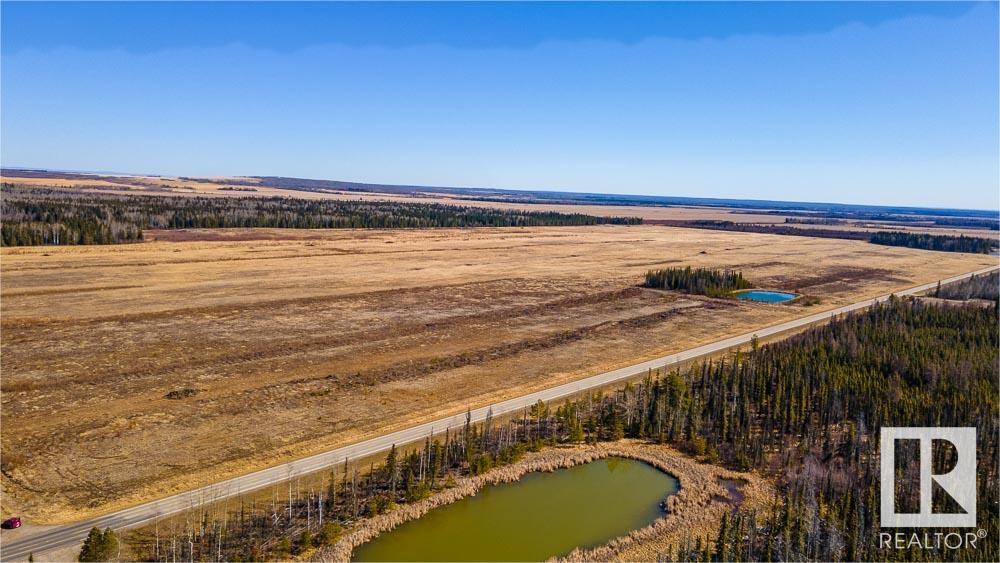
<box><xmin>0</xmin><ymin>225</ymin><xmax>994</xmax><ymax>524</ymax></box>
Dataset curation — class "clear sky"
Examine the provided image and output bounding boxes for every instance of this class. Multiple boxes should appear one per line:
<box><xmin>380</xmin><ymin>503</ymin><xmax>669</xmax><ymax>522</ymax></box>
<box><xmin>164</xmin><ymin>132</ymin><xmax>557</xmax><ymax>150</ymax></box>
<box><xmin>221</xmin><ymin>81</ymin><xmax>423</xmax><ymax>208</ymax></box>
<box><xmin>2</xmin><ymin>2</ymin><xmax>997</xmax><ymax>210</ymax></box>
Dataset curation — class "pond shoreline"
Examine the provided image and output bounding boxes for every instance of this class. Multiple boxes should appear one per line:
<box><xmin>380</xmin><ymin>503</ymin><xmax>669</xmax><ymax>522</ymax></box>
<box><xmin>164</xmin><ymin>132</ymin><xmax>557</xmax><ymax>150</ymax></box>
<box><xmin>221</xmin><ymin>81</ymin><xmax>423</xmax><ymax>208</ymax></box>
<box><xmin>314</xmin><ymin>440</ymin><xmax>773</xmax><ymax>562</ymax></box>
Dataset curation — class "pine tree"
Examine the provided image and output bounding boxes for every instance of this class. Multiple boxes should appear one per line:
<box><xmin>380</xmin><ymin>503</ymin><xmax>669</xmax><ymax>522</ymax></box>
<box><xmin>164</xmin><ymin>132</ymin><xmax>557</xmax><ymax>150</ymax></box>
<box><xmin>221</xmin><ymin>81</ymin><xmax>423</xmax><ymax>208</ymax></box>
<box><xmin>715</xmin><ymin>512</ymin><xmax>730</xmax><ymax>561</ymax></box>
<box><xmin>384</xmin><ymin>444</ymin><xmax>398</xmax><ymax>495</ymax></box>
<box><xmin>79</xmin><ymin>527</ymin><xmax>118</xmax><ymax>562</ymax></box>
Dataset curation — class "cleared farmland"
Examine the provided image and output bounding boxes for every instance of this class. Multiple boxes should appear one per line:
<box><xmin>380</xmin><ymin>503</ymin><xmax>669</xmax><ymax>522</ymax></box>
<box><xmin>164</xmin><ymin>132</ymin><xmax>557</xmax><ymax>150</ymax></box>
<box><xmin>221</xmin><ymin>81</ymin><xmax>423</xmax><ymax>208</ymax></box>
<box><xmin>1</xmin><ymin>225</ymin><xmax>994</xmax><ymax>523</ymax></box>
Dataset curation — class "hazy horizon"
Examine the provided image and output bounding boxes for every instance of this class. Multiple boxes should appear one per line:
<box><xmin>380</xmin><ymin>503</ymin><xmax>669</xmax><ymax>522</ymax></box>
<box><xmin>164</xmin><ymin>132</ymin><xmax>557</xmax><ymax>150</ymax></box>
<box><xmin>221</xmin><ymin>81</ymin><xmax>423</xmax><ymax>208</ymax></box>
<box><xmin>4</xmin><ymin>163</ymin><xmax>998</xmax><ymax>213</ymax></box>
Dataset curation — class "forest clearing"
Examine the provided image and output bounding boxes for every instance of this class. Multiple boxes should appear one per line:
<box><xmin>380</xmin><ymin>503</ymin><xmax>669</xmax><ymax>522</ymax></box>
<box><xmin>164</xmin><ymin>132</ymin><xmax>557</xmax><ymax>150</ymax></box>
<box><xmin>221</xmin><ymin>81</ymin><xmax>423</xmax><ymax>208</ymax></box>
<box><xmin>1</xmin><ymin>225</ymin><xmax>994</xmax><ymax>524</ymax></box>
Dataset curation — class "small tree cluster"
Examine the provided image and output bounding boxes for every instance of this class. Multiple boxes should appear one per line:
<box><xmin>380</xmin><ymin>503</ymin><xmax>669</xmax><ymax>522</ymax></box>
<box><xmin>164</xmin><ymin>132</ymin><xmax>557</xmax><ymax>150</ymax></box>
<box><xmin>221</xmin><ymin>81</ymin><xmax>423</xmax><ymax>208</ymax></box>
<box><xmin>643</xmin><ymin>266</ymin><xmax>753</xmax><ymax>297</ymax></box>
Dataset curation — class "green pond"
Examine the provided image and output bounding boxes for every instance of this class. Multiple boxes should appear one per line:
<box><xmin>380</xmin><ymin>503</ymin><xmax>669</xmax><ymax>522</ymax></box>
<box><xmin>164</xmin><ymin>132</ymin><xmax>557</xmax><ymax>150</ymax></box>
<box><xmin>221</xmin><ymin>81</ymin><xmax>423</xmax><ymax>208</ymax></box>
<box><xmin>352</xmin><ymin>457</ymin><xmax>679</xmax><ymax>562</ymax></box>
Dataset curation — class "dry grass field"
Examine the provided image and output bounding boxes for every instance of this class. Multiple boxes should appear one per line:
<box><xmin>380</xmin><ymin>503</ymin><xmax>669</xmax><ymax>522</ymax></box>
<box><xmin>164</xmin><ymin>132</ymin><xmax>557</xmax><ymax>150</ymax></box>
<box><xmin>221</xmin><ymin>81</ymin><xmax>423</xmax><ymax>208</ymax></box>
<box><xmin>1</xmin><ymin>224</ymin><xmax>994</xmax><ymax>524</ymax></box>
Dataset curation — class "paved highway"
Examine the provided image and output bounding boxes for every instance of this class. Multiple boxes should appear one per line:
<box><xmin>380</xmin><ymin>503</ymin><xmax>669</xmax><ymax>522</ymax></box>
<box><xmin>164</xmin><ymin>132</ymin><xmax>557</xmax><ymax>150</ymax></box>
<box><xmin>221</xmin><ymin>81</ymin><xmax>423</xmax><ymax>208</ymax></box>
<box><xmin>3</xmin><ymin>265</ymin><xmax>996</xmax><ymax>561</ymax></box>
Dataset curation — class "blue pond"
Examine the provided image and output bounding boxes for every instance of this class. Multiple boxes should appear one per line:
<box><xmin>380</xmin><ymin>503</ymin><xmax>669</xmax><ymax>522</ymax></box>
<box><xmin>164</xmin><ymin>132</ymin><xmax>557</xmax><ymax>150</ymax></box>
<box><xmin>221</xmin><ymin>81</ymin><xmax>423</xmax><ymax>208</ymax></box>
<box><xmin>736</xmin><ymin>290</ymin><xmax>798</xmax><ymax>303</ymax></box>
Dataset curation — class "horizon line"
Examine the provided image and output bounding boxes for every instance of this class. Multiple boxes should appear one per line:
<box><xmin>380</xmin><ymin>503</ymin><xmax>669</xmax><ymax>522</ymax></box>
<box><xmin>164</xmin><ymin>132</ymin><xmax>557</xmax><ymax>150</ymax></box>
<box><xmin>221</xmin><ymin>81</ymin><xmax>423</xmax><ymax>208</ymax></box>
<box><xmin>2</xmin><ymin>164</ymin><xmax>997</xmax><ymax>215</ymax></box>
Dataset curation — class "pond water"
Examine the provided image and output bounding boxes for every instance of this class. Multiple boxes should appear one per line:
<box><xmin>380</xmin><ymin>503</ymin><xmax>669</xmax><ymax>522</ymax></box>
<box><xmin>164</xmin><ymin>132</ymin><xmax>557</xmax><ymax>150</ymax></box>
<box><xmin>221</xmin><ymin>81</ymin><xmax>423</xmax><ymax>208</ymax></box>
<box><xmin>736</xmin><ymin>290</ymin><xmax>798</xmax><ymax>303</ymax></box>
<box><xmin>352</xmin><ymin>457</ymin><xmax>679</xmax><ymax>562</ymax></box>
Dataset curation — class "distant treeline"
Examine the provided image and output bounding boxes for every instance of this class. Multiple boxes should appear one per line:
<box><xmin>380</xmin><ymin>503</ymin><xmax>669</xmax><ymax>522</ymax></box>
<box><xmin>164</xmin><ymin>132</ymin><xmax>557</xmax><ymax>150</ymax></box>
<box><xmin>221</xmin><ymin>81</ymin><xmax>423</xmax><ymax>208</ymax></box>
<box><xmin>935</xmin><ymin>271</ymin><xmax>999</xmax><ymax>301</ymax></box>
<box><xmin>664</xmin><ymin>220</ymin><xmax>997</xmax><ymax>254</ymax></box>
<box><xmin>127</xmin><ymin>298</ymin><xmax>997</xmax><ymax>562</ymax></box>
<box><xmin>752</xmin><ymin>209</ymin><xmax>1000</xmax><ymax>230</ymax></box>
<box><xmin>931</xmin><ymin>217</ymin><xmax>1000</xmax><ymax>230</ymax></box>
<box><xmin>0</xmin><ymin>185</ymin><xmax>641</xmax><ymax>246</ymax></box>
<box><xmin>7</xmin><ymin>169</ymin><xmax>997</xmax><ymax>222</ymax></box>
<box><xmin>783</xmin><ymin>217</ymin><xmax>845</xmax><ymax>226</ymax></box>
<box><xmin>643</xmin><ymin>266</ymin><xmax>752</xmax><ymax>297</ymax></box>
<box><xmin>869</xmin><ymin>231</ymin><xmax>995</xmax><ymax>253</ymax></box>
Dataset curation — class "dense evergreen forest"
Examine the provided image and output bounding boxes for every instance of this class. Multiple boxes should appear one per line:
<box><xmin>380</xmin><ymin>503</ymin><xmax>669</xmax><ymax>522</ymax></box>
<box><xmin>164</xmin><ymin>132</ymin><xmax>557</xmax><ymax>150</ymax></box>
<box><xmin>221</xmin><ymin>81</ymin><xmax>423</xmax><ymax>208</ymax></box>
<box><xmin>0</xmin><ymin>185</ymin><xmax>640</xmax><ymax>246</ymax></box>
<box><xmin>128</xmin><ymin>298</ymin><xmax>997</xmax><ymax>562</ymax></box>
<box><xmin>644</xmin><ymin>266</ymin><xmax>752</xmax><ymax>297</ymax></box>
<box><xmin>664</xmin><ymin>220</ymin><xmax>997</xmax><ymax>254</ymax></box>
<box><xmin>669</xmin><ymin>298</ymin><xmax>997</xmax><ymax>562</ymax></box>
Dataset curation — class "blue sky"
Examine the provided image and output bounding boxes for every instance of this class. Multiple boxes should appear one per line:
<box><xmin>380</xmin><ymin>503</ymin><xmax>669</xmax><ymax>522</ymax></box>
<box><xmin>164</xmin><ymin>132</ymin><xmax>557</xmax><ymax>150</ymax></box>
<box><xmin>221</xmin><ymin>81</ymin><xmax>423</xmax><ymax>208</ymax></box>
<box><xmin>2</xmin><ymin>2</ymin><xmax>997</xmax><ymax>209</ymax></box>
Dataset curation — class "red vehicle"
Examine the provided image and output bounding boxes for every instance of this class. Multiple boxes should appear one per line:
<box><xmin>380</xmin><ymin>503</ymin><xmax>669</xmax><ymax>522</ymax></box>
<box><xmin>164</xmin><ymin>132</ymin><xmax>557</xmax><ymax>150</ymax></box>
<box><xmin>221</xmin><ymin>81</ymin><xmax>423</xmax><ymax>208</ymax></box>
<box><xmin>1</xmin><ymin>517</ymin><xmax>21</xmax><ymax>529</ymax></box>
